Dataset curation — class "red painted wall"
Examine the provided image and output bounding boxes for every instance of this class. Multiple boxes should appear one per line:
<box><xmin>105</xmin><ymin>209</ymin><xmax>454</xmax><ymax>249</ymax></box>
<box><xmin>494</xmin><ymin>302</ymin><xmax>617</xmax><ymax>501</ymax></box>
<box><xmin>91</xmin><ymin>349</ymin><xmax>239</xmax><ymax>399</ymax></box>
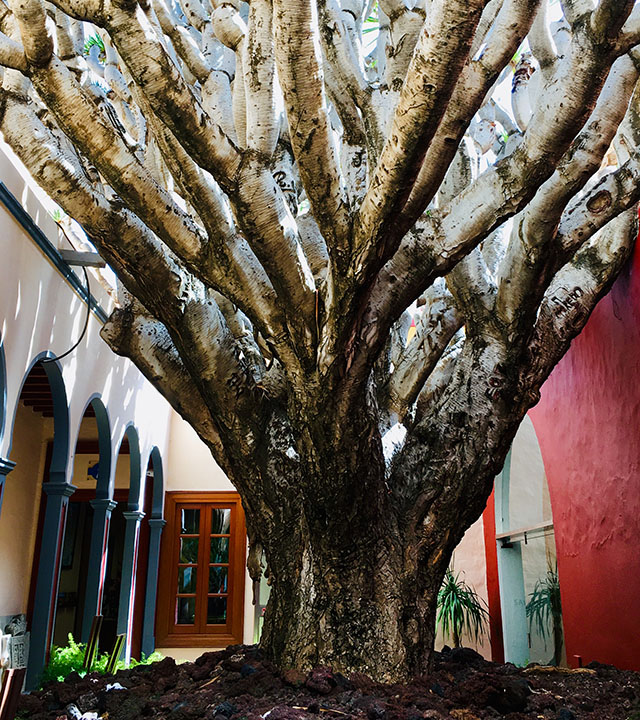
<box><xmin>482</xmin><ymin>490</ymin><xmax>504</xmax><ymax>663</ymax></box>
<box><xmin>529</xmin><ymin>241</ymin><xmax>640</xmax><ymax>671</ymax></box>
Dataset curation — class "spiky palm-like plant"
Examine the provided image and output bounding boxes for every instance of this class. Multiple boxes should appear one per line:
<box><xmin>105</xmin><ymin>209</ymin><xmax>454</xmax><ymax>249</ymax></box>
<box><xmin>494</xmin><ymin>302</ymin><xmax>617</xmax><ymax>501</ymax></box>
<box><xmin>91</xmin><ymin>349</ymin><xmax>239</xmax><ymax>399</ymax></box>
<box><xmin>526</xmin><ymin>564</ymin><xmax>563</xmax><ymax>666</ymax></box>
<box><xmin>437</xmin><ymin>568</ymin><xmax>489</xmax><ymax>649</ymax></box>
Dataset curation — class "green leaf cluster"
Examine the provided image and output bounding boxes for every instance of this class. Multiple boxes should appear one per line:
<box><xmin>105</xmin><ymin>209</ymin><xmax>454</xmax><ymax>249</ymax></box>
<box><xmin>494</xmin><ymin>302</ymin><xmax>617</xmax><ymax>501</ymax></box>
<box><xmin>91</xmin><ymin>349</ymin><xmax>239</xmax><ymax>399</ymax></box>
<box><xmin>40</xmin><ymin>633</ymin><xmax>163</xmax><ymax>687</ymax></box>
<box><xmin>437</xmin><ymin>568</ymin><xmax>489</xmax><ymax>648</ymax></box>
<box><xmin>526</xmin><ymin>564</ymin><xmax>562</xmax><ymax>646</ymax></box>
<box><xmin>83</xmin><ymin>34</ymin><xmax>105</xmax><ymax>59</ymax></box>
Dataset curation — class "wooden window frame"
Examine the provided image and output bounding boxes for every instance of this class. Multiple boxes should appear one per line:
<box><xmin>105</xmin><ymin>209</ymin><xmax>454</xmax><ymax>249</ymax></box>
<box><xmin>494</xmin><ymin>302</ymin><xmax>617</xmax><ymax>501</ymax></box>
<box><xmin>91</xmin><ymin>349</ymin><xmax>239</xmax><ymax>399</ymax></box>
<box><xmin>156</xmin><ymin>492</ymin><xmax>246</xmax><ymax>647</ymax></box>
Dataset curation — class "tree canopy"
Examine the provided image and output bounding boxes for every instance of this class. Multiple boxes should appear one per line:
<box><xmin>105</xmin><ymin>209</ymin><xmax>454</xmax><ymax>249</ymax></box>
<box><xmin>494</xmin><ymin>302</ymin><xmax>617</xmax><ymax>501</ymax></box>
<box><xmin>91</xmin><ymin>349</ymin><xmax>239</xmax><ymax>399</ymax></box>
<box><xmin>1</xmin><ymin>0</ymin><xmax>639</xmax><ymax>681</ymax></box>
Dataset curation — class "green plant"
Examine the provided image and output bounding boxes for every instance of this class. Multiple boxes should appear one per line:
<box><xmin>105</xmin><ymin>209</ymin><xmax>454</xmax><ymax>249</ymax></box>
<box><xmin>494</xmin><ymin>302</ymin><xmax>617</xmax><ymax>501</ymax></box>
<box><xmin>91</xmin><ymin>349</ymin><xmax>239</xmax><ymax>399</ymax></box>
<box><xmin>526</xmin><ymin>564</ymin><xmax>563</xmax><ymax>666</ymax></box>
<box><xmin>40</xmin><ymin>633</ymin><xmax>163</xmax><ymax>687</ymax></box>
<box><xmin>437</xmin><ymin>568</ymin><xmax>489</xmax><ymax>648</ymax></box>
<box><xmin>83</xmin><ymin>33</ymin><xmax>105</xmax><ymax>58</ymax></box>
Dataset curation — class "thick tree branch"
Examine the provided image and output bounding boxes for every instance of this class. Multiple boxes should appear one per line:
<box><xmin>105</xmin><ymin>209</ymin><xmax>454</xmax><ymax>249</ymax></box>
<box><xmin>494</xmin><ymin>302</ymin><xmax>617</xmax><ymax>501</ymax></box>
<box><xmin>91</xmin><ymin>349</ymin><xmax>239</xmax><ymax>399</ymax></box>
<box><xmin>556</xmin><ymin>152</ymin><xmax>640</xmax><ymax>259</ymax></box>
<box><xmin>8</xmin><ymin>0</ymin><xmax>51</xmax><ymax>65</ymax></box>
<box><xmin>243</xmin><ymin>0</ymin><xmax>278</xmax><ymax>156</ymax></box>
<box><xmin>102</xmin><ymin>2</ymin><xmax>242</xmax><ymax>191</ymax></box>
<box><xmin>380</xmin><ymin>284</ymin><xmax>461</xmax><ymax>423</ymax></box>
<box><xmin>495</xmin><ymin>55</ymin><xmax>639</xmax><ymax>327</ymax></box>
<box><xmin>380</xmin><ymin>10</ymin><xmax>633</xmax><ymax>333</ymax></box>
<box><xmin>559</xmin><ymin>0</ymin><xmax>593</xmax><ymax>26</ymax></box>
<box><xmin>153</xmin><ymin>0</ymin><xmax>211</xmax><ymax>83</ymax></box>
<box><xmin>102</xmin><ymin>306</ymin><xmax>230</xmax><ymax>470</ymax></box>
<box><xmin>354</xmin><ymin>0</ymin><xmax>486</xmax><ymax>274</ymax></box>
<box><xmin>523</xmin><ymin>208</ymin><xmax>638</xmax><ymax>392</ymax></box>
<box><xmin>591</xmin><ymin>0</ymin><xmax>636</xmax><ymax>43</ymax></box>
<box><xmin>24</xmin><ymin>55</ymin><xmax>209</xmax><ymax>271</ymax></box>
<box><xmin>316</xmin><ymin>0</ymin><xmax>376</xmax><ymax>150</ymax></box>
<box><xmin>387</xmin><ymin>0</ymin><xmax>540</xmax><ymax>248</ymax></box>
<box><xmin>273</xmin><ymin>0</ymin><xmax>350</xmax><ymax>259</ymax></box>
<box><xmin>0</xmin><ymin>28</ymin><xmax>25</xmax><ymax>69</ymax></box>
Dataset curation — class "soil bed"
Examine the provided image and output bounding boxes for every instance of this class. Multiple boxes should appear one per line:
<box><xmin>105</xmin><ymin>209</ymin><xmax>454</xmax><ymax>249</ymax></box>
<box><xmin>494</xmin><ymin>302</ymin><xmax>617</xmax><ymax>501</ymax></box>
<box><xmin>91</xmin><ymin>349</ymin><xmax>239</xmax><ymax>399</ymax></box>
<box><xmin>18</xmin><ymin>645</ymin><xmax>640</xmax><ymax>720</ymax></box>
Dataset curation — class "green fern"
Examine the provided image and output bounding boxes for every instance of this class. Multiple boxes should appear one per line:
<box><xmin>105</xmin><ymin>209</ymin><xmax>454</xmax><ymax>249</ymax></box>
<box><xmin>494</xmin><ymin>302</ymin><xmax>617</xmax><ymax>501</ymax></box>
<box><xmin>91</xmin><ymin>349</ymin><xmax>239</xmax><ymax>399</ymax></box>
<box><xmin>40</xmin><ymin>633</ymin><xmax>163</xmax><ymax>687</ymax></box>
<box><xmin>437</xmin><ymin>568</ymin><xmax>489</xmax><ymax>648</ymax></box>
<box><xmin>526</xmin><ymin>564</ymin><xmax>563</xmax><ymax>665</ymax></box>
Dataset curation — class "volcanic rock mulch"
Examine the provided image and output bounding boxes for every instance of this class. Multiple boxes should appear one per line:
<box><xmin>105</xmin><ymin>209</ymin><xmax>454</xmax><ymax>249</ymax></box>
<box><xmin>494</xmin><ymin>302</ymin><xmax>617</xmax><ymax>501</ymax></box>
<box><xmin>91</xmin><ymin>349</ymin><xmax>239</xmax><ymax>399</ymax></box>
<box><xmin>17</xmin><ymin>645</ymin><xmax>640</xmax><ymax>720</ymax></box>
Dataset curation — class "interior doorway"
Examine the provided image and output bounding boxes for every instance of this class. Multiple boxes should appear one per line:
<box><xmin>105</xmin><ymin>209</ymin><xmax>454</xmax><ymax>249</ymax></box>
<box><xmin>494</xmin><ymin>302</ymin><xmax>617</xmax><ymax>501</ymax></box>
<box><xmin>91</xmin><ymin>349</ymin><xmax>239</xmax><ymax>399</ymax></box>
<box><xmin>495</xmin><ymin>416</ymin><xmax>566</xmax><ymax>667</ymax></box>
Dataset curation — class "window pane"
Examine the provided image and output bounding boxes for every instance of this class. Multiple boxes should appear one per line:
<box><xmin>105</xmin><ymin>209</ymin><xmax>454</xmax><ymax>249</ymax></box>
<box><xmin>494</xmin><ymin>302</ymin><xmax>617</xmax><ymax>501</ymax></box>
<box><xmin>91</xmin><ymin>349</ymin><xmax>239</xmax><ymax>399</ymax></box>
<box><xmin>211</xmin><ymin>508</ymin><xmax>231</xmax><ymax>534</ymax></box>
<box><xmin>178</xmin><ymin>566</ymin><xmax>197</xmax><ymax>594</ymax></box>
<box><xmin>179</xmin><ymin>537</ymin><xmax>199</xmax><ymax>563</ymax></box>
<box><xmin>208</xmin><ymin>566</ymin><xmax>228</xmax><ymax>593</ymax></box>
<box><xmin>176</xmin><ymin>597</ymin><xmax>196</xmax><ymax>625</ymax></box>
<box><xmin>180</xmin><ymin>508</ymin><xmax>200</xmax><ymax>534</ymax></box>
<box><xmin>210</xmin><ymin>537</ymin><xmax>229</xmax><ymax>563</ymax></box>
<box><xmin>207</xmin><ymin>596</ymin><xmax>227</xmax><ymax>624</ymax></box>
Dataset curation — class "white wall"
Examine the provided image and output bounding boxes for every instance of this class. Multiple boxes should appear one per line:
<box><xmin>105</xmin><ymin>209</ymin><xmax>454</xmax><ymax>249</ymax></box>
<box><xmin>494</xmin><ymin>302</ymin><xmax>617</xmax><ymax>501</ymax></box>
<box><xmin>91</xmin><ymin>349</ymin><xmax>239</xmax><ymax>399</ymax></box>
<box><xmin>164</xmin><ymin>413</ymin><xmax>234</xmax><ymax>492</ymax></box>
<box><xmin>0</xmin><ymin>143</ymin><xmax>174</xmax><ymax>640</ymax></box>
<box><xmin>0</xmin><ymin>144</ymin><xmax>173</xmax><ymax>490</ymax></box>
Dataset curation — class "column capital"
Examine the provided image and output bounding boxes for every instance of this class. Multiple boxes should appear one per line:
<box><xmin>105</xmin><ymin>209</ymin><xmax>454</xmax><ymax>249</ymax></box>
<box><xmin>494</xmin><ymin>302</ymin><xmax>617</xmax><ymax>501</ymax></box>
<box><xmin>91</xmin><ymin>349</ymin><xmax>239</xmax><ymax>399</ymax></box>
<box><xmin>0</xmin><ymin>457</ymin><xmax>16</xmax><ymax>476</ymax></box>
<box><xmin>43</xmin><ymin>482</ymin><xmax>77</xmax><ymax>498</ymax></box>
<box><xmin>122</xmin><ymin>510</ymin><xmax>145</xmax><ymax>522</ymax></box>
<box><xmin>148</xmin><ymin>518</ymin><xmax>167</xmax><ymax>530</ymax></box>
<box><xmin>90</xmin><ymin>498</ymin><xmax>117</xmax><ymax>512</ymax></box>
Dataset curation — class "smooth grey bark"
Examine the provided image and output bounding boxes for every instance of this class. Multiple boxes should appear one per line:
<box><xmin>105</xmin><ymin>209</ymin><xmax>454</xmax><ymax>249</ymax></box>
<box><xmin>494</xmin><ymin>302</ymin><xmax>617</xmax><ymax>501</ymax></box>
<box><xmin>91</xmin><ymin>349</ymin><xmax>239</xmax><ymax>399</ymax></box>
<box><xmin>0</xmin><ymin>0</ymin><xmax>639</xmax><ymax>682</ymax></box>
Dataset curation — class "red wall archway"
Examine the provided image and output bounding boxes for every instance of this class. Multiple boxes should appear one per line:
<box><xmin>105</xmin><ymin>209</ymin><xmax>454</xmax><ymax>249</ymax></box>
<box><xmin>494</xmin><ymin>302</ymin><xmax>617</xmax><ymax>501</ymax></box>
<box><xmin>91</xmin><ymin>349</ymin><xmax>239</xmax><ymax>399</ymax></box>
<box><xmin>529</xmin><ymin>240</ymin><xmax>640</xmax><ymax>671</ymax></box>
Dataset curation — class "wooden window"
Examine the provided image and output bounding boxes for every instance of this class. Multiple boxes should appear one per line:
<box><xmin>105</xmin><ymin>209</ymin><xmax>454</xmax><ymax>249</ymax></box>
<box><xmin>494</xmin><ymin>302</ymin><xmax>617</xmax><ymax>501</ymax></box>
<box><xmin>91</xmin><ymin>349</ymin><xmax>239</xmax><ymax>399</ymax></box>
<box><xmin>156</xmin><ymin>492</ymin><xmax>246</xmax><ymax>647</ymax></box>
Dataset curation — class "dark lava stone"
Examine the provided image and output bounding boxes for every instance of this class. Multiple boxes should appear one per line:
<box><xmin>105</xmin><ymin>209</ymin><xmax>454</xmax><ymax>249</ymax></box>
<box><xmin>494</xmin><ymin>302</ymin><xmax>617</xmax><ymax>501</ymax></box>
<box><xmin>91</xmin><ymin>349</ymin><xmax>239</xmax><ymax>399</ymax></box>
<box><xmin>306</xmin><ymin>667</ymin><xmax>336</xmax><ymax>695</ymax></box>
<box><xmin>240</xmin><ymin>663</ymin><xmax>257</xmax><ymax>677</ymax></box>
<box><xmin>213</xmin><ymin>700</ymin><xmax>238</xmax><ymax>717</ymax></box>
<box><xmin>264</xmin><ymin>706</ymin><xmax>305</xmax><ymax>720</ymax></box>
<box><xmin>152</xmin><ymin>656</ymin><xmax>179</xmax><ymax>677</ymax></box>
<box><xmin>76</xmin><ymin>690</ymin><xmax>99</xmax><ymax>713</ymax></box>
<box><xmin>486</xmin><ymin>676</ymin><xmax>531</xmax><ymax>713</ymax></box>
<box><xmin>430</xmin><ymin>682</ymin><xmax>445</xmax><ymax>697</ymax></box>
<box><xmin>446</xmin><ymin>647</ymin><xmax>487</xmax><ymax>667</ymax></box>
<box><xmin>282</xmin><ymin>669</ymin><xmax>307</xmax><ymax>687</ymax></box>
<box><xmin>366</xmin><ymin>700</ymin><xmax>386</xmax><ymax>720</ymax></box>
<box><xmin>186</xmin><ymin>662</ymin><xmax>212</xmax><ymax>681</ymax></box>
<box><xmin>557</xmin><ymin>709</ymin><xmax>576</xmax><ymax>720</ymax></box>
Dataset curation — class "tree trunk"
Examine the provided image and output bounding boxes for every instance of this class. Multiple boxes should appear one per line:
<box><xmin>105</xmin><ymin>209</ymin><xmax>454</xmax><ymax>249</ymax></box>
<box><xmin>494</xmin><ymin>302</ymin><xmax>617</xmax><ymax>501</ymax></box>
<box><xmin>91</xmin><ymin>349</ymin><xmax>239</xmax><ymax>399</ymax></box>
<box><xmin>552</xmin><ymin>618</ymin><xmax>564</xmax><ymax>667</ymax></box>
<box><xmin>241</xmin><ymin>405</ymin><xmax>456</xmax><ymax>683</ymax></box>
<box><xmin>258</xmin><ymin>510</ymin><xmax>443</xmax><ymax>682</ymax></box>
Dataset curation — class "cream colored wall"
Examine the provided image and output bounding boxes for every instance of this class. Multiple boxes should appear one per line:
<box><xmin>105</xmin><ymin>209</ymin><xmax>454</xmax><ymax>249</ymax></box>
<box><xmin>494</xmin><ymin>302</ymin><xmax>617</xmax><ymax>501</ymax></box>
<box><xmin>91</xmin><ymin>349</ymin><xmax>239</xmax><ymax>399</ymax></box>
<box><xmin>164</xmin><ymin>412</ymin><xmax>234</xmax><ymax>492</ymax></box>
<box><xmin>0</xmin><ymin>141</ymin><xmax>174</xmax><ymax>651</ymax></box>
<box><xmin>509</xmin><ymin>415</ymin><xmax>552</xmax><ymax>531</ymax></box>
<box><xmin>0</xmin><ymin>142</ymin><xmax>173</xmax><ymax>488</ymax></box>
<box><xmin>0</xmin><ymin>403</ymin><xmax>46</xmax><ymax>615</ymax></box>
<box><xmin>434</xmin><ymin>516</ymin><xmax>491</xmax><ymax>659</ymax></box>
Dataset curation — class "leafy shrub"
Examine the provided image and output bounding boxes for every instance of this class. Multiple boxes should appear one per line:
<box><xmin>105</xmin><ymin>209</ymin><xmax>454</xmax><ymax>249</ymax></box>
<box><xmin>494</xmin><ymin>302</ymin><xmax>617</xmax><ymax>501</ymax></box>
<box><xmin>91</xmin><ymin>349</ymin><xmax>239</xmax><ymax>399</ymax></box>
<box><xmin>526</xmin><ymin>563</ymin><xmax>563</xmax><ymax>665</ymax></box>
<box><xmin>437</xmin><ymin>568</ymin><xmax>490</xmax><ymax>648</ymax></box>
<box><xmin>40</xmin><ymin>633</ymin><xmax>163</xmax><ymax>687</ymax></box>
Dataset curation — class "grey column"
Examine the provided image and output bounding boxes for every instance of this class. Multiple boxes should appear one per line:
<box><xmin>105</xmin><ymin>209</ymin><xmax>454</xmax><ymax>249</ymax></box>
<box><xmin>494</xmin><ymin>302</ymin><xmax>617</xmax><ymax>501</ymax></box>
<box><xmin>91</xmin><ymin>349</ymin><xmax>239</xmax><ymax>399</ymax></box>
<box><xmin>116</xmin><ymin>510</ymin><xmax>144</xmax><ymax>664</ymax></box>
<box><xmin>141</xmin><ymin>518</ymin><xmax>166</xmax><ymax>657</ymax></box>
<box><xmin>81</xmin><ymin>498</ymin><xmax>117</xmax><ymax>641</ymax></box>
<box><xmin>26</xmin><ymin>480</ymin><xmax>77</xmax><ymax>689</ymax></box>
<box><xmin>0</xmin><ymin>457</ymin><xmax>16</xmax><ymax>518</ymax></box>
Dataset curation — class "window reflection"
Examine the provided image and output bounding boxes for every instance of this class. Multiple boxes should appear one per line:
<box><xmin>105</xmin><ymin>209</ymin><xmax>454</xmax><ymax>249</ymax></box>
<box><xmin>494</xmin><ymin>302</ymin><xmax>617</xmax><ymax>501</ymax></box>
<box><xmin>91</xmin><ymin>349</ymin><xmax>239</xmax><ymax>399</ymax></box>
<box><xmin>207</xmin><ymin>597</ymin><xmax>227</xmax><ymax>624</ymax></box>
<box><xmin>181</xmin><ymin>508</ymin><xmax>200</xmax><ymax>534</ymax></box>
<box><xmin>211</xmin><ymin>508</ymin><xmax>230</xmax><ymax>534</ymax></box>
